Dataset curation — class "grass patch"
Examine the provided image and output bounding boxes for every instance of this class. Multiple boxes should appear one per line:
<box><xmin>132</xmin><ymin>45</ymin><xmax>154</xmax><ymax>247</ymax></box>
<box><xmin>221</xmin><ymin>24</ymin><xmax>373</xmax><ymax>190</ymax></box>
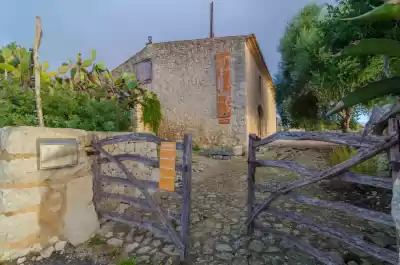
<box><xmin>192</xmin><ymin>145</ymin><xmax>201</xmax><ymax>152</ymax></box>
<box><xmin>119</xmin><ymin>258</ymin><xmax>136</xmax><ymax>265</ymax></box>
<box><xmin>326</xmin><ymin>146</ymin><xmax>379</xmax><ymax>176</ymax></box>
<box><xmin>89</xmin><ymin>235</ymin><xmax>107</xmax><ymax>245</ymax></box>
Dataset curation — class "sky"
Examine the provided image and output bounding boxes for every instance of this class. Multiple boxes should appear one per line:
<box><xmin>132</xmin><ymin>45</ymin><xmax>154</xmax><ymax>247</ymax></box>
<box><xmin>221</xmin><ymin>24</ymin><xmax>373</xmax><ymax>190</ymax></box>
<box><xmin>2</xmin><ymin>0</ymin><xmax>334</xmax><ymax>76</ymax></box>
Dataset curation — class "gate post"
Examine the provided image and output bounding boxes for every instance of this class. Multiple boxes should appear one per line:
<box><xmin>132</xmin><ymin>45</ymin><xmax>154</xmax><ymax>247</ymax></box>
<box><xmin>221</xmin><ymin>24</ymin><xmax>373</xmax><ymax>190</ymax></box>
<box><xmin>180</xmin><ymin>134</ymin><xmax>192</xmax><ymax>262</ymax></box>
<box><xmin>247</xmin><ymin>134</ymin><xmax>257</xmax><ymax>234</ymax></box>
<box><xmin>91</xmin><ymin>134</ymin><xmax>101</xmax><ymax>213</ymax></box>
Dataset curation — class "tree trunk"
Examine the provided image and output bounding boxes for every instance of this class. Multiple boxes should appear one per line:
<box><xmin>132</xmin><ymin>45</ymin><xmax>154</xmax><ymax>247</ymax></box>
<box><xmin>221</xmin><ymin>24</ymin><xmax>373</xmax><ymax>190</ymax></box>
<box><xmin>33</xmin><ymin>16</ymin><xmax>44</xmax><ymax>127</ymax></box>
<box><xmin>340</xmin><ymin>108</ymin><xmax>353</xmax><ymax>133</ymax></box>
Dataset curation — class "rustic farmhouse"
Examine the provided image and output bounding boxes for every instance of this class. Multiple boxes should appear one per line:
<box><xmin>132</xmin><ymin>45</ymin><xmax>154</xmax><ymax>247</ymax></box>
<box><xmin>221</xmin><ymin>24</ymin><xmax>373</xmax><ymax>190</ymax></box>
<box><xmin>112</xmin><ymin>34</ymin><xmax>276</xmax><ymax>150</ymax></box>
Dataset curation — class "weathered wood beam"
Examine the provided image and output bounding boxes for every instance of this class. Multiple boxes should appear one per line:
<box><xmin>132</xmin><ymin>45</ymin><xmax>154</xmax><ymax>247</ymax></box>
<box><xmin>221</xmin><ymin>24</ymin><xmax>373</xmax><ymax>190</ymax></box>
<box><xmin>256</xmin><ymin>194</ymin><xmax>394</xmax><ymax>227</ymax></box>
<box><xmin>103</xmin><ymin>192</ymin><xmax>181</xmax><ymax>224</ymax></box>
<box><xmin>99</xmin><ymin>153</ymin><xmax>184</xmax><ymax>172</ymax></box>
<box><xmin>254</xmin><ymin>221</ymin><xmax>343</xmax><ymax>265</ymax></box>
<box><xmin>100</xmin><ymin>175</ymin><xmax>183</xmax><ymax>196</ymax></box>
<box><xmin>255</xmin><ymin>160</ymin><xmax>392</xmax><ymax>190</ymax></box>
<box><xmin>98</xmin><ymin>133</ymin><xmax>184</xmax><ymax>150</ymax></box>
<box><xmin>180</xmin><ymin>134</ymin><xmax>192</xmax><ymax>262</ymax></box>
<box><xmin>246</xmin><ymin>134</ymin><xmax>397</xmax><ymax>230</ymax></box>
<box><xmin>263</xmin><ymin>210</ymin><xmax>398</xmax><ymax>264</ymax></box>
<box><xmin>340</xmin><ymin>172</ymin><xmax>392</xmax><ymax>190</ymax></box>
<box><xmin>100</xmin><ymin>211</ymin><xmax>172</xmax><ymax>241</ymax></box>
<box><xmin>254</xmin><ymin>131</ymin><xmax>385</xmax><ymax>148</ymax></box>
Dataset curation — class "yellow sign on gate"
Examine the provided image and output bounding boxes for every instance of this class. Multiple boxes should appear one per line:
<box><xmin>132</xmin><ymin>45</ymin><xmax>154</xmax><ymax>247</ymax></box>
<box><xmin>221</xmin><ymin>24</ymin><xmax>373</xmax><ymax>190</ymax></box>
<box><xmin>159</xmin><ymin>142</ymin><xmax>176</xmax><ymax>192</ymax></box>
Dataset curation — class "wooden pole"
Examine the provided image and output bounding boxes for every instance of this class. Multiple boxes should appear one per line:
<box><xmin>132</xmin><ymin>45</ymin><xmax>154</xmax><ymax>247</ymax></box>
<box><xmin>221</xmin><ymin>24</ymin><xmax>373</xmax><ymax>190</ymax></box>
<box><xmin>180</xmin><ymin>133</ymin><xmax>192</xmax><ymax>262</ymax></box>
<box><xmin>389</xmin><ymin>116</ymin><xmax>400</xmax><ymax>258</ymax></box>
<box><xmin>247</xmin><ymin>134</ymin><xmax>257</xmax><ymax>234</ymax></box>
<box><xmin>210</xmin><ymin>1</ymin><xmax>214</xmax><ymax>38</ymax></box>
<box><xmin>33</xmin><ymin>16</ymin><xmax>44</xmax><ymax>127</ymax></box>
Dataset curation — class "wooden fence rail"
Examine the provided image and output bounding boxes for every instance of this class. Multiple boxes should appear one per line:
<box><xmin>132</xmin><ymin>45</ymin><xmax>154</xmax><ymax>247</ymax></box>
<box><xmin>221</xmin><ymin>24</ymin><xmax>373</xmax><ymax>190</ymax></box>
<box><xmin>246</xmin><ymin>130</ymin><xmax>399</xmax><ymax>265</ymax></box>
<box><xmin>91</xmin><ymin>133</ymin><xmax>192</xmax><ymax>262</ymax></box>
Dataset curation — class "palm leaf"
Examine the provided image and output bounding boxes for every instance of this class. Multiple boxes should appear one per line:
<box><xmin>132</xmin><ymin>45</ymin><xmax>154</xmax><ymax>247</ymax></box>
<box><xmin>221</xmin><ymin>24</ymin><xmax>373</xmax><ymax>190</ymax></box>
<box><xmin>337</xmin><ymin>39</ymin><xmax>400</xmax><ymax>57</ymax></box>
<box><xmin>343</xmin><ymin>1</ymin><xmax>400</xmax><ymax>22</ymax></box>
<box><xmin>0</xmin><ymin>63</ymin><xmax>15</xmax><ymax>72</ymax></box>
<box><xmin>327</xmin><ymin>77</ymin><xmax>400</xmax><ymax>115</ymax></box>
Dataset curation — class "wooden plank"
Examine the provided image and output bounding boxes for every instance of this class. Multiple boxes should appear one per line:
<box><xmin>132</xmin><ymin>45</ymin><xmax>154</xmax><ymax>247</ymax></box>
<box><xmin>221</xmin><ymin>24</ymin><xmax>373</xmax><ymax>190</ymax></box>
<box><xmin>254</xmin><ymin>221</ymin><xmax>343</xmax><ymax>265</ymax></box>
<box><xmin>100</xmin><ymin>211</ymin><xmax>170</xmax><ymax>240</ymax></box>
<box><xmin>388</xmin><ymin>116</ymin><xmax>400</xmax><ymax>249</ymax></box>
<box><xmin>258</xmin><ymin>194</ymin><xmax>394</xmax><ymax>227</ymax></box>
<box><xmin>98</xmin><ymin>133</ymin><xmax>184</xmax><ymax>150</ymax></box>
<box><xmin>99</xmin><ymin>175</ymin><xmax>183</xmax><ymax>196</ymax></box>
<box><xmin>247</xmin><ymin>134</ymin><xmax>257</xmax><ymax>234</ymax></box>
<box><xmin>159</xmin><ymin>141</ymin><xmax>177</xmax><ymax>192</ymax></box>
<box><xmin>99</xmin><ymin>153</ymin><xmax>184</xmax><ymax>172</ymax></box>
<box><xmin>340</xmin><ymin>172</ymin><xmax>392</xmax><ymax>190</ymax></box>
<box><xmin>216</xmin><ymin>52</ymin><xmax>232</xmax><ymax>124</ymax></box>
<box><xmin>264</xmin><ymin>209</ymin><xmax>397</xmax><ymax>264</ymax></box>
<box><xmin>254</xmin><ymin>131</ymin><xmax>385</xmax><ymax>148</ymax></box>
<box><xmin>91</xmin><ymin>135</ymin><xmax>102</xmax><ymax>212</ymax></box>
<box><xmin>103</xmin><ymin>192</ymin><xmax>181</xmax><ymax>223</ymax></box>
<box><xmin>180</xmin><ymin>134</ymin><xmax>193</xmax><ymax>262</ymax></box>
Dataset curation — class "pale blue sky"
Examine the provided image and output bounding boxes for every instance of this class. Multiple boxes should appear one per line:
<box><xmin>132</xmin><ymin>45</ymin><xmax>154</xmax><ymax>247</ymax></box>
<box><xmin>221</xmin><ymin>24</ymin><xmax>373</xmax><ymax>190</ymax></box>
<box><xmin>2</xmin><ymin>0</ymin><xmax>333</xmax><ymax>76</ymax></box>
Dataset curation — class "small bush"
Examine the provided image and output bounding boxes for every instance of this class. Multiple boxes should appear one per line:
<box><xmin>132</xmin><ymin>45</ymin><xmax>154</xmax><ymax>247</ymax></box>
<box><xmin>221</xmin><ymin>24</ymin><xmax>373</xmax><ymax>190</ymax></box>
<box><xmin>0</xmin><ymin>81</ymin><xmax>131</xmax><ymax>131</ymax></box>
<box><xmin>192</xmin><ymin>145</ymin><xmax>201</xmax><ymax>152</ymax></box>
<box><xmin>119</xmin><ymin>258</ymin><xmax>136</xmax><ymax>265</ymax></box>
<box><xmin>89</xmin><ymin>235</ymin><xmax>107</xmax><ymax>245</ymax></box>
<box><xmin>326</xmin><ymin>146</ymin><xmax>379</xmax><ymax>176</ymax></box>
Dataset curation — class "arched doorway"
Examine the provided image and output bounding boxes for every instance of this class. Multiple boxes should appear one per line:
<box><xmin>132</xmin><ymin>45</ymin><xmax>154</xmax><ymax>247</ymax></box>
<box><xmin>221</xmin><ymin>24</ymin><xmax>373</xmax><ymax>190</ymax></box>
<box><xmin>257</xmin><ymin>105</ymin><xmax>264</xmax><ymax>138</ymax></box>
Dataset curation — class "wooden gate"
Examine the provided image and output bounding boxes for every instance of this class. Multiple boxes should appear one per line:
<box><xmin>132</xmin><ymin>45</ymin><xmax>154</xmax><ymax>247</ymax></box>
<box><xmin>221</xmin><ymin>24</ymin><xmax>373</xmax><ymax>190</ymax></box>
<box><xmin>246</xmin><ymin>131</ymin><xmax>398</xmax><ymax>264</ymax></box>
<box><xmin>91</xmin><ymin>133</ymin><xmax>192</xmax><ymax>262</ymax></box>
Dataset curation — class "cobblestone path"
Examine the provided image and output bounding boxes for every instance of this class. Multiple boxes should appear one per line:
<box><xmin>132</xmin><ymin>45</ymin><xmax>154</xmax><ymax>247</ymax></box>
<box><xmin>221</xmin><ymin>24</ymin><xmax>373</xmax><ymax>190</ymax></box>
<box><xmin>18</xmin><ymin>148</ymin><xmax>395</xmax><ymax>265</ymax></box>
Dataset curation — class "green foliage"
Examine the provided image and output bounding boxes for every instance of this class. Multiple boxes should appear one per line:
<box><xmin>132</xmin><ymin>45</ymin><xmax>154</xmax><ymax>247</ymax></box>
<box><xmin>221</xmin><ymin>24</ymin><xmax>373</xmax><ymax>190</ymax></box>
<box><xmin>0</xmin><ymin>78</ymin><xmax>131</xmax><ymax>131</ymax></box>
<box><xmin>119</xmin><ymin>258</ymin><xmax>136</xmax><ymax>265</ymax></box>
<box><xmin>328</xmin><ymin>77</ymin><xmax>400</xmax><ymax>115</ymax></box>
<box><xmin>276</xmin><ymin>0</ymin><xmax>398</xmax><ymax>131</ymax></box>
<box><xmin>327</xmin><ymin>146</ymin><xmax>378</xmax><ymax>175</ymax></box>
<box><xmin>337</xmin><ymin>38</ymin><xmax>400</xmax><ymax>57</ymax></box>
<box><xmin>343</xmin><ymin>0</ymin><xmax>400</xmax><ymax>22</ymax></box>
<box><xmin>142</xmin><ymin>92</ymin><xmax>162</xmax><ymax>133</ymax></box>
<box><xmin>89</xmin><ymin>235</ymin><xmax>107</xmax><ymax>245</ymax></box>
<box><xmin>327</xmin><ymin>0</ymin><xmax>400</xmax><ymax>131</ymax></box>
<box><xmin>192</xmin><ymin>145</ymin><xmax>201</xmax><ymax>152</ymax></box>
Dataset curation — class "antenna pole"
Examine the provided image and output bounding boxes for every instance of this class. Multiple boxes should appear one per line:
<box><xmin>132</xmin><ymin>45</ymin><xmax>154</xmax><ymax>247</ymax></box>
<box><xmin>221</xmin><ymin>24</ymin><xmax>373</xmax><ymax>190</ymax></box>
<box><xmin>210</xmin><ymin>1</ymin><xmax>214</xmax><ymax>38</ymax></box>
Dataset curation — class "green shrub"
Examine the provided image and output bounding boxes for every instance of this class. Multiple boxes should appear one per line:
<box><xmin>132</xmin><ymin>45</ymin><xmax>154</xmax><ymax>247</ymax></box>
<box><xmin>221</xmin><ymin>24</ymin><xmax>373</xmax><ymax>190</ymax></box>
<box><xmin>192</xmin><ymin>145</ymin><xmax>201</xmax><ymax>152</ymax></box>
<box><xmin>326</xmin><ymin>145</ymin><xmax>379</xmax><ymax>176</ymax></box>
<box><xmin>0</xmin><ymin>80</ymin><xmax>131</xmax><ymax>131</ymax></box>
<box><xmin>119</xmin><ymin>258</ymin><xmax>135</xmax><ymax>265</ymax></box>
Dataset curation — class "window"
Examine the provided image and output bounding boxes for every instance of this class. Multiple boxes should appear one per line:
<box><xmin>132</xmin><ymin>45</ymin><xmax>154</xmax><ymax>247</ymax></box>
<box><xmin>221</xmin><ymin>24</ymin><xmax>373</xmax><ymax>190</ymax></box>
<box><xmin>258</xmin><ymin>75</ymin><xmax>263</xmax><ymax>97</ymax></box>
<box><xmin>135</xmin><ymin>59</ymin><xmax>152</xmax><ymax>84</ymax></box>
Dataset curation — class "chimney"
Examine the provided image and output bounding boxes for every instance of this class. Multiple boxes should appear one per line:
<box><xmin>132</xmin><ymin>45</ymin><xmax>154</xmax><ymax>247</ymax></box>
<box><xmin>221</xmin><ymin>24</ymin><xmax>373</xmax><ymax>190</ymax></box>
<box><xmin>210</xmin><ymin>1</ymin><xmax>214</xmax><ymax>38</ymax></box>
<box><xmin>146</xmin><ymin>36</ymin><xmax>153</xmax><ymax>45</ymax></box>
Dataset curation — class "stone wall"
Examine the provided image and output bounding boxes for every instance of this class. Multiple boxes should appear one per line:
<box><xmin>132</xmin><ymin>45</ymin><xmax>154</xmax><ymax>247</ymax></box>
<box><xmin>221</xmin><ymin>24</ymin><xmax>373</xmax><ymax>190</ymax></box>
<box><xmin>113</xmin><ymin>36</ymin><xmax>248</xmax><ymax>148</ymax></box>
<box><xmin>244</xmin><ymin>41</ymin><xmax>276</xmax><ymax>142</ymax></box>
<box><xmin>0</xmin><ymin>126</ymin><xmax>158</xmax><ymax>262</ymax></box>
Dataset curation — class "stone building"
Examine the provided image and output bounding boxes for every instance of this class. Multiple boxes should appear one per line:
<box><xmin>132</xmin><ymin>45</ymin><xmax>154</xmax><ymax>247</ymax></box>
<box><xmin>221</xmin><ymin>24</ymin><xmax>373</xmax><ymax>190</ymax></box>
<box><xmin>112</xmin><ymin>34</ymin><xmax>276</xmax><ymax>150</ymax></box>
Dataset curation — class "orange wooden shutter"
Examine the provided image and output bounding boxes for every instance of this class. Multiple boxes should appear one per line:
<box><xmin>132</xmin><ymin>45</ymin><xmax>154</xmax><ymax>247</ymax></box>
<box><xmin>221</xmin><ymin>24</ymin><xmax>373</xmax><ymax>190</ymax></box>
<box><xmin>216</xmin><ymin>52</ymin><xmax>232</xmax><ymax>125</ymax></box>
<box><xmin>159</xmin><ymin>142</ymin><xmax>176</xmax><ymax>192</ymax></box>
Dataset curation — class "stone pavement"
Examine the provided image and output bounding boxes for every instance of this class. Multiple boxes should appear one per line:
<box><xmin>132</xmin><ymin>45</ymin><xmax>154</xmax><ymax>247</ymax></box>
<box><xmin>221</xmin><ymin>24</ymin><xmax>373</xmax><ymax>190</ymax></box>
<box><xmin>13</xmin><ymin>148</ymin><xmax>396</xmax><ymax>265</ymax></box>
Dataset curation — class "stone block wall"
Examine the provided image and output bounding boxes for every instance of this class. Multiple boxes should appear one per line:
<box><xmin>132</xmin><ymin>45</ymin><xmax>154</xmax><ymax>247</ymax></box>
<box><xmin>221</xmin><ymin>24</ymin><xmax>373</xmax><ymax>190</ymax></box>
<box><xmin>0</xmin><ymin>126</ymin><xmax>98</xmax><ymax>261</ymax></box>
<box><xmin>0</xmin><ymin>126</ymin><xmax>159</xmax><ymax>261</ymax></box>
